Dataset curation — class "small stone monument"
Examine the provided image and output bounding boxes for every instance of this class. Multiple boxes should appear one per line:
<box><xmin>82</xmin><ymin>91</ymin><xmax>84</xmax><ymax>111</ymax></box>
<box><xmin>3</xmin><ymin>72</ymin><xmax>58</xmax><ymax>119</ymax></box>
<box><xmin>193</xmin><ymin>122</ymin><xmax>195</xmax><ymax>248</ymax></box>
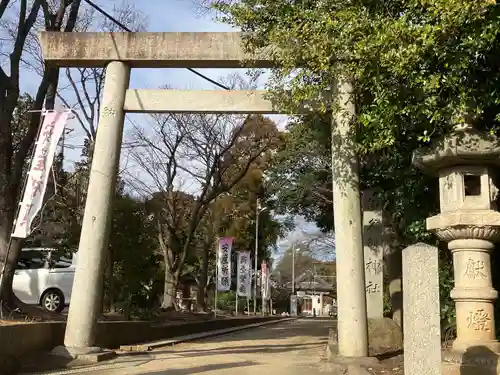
<box><xmin>403</xmin><ymin>243</ymin><xmax>441</xmax><ymax>375</ymax></box>
<box><xmin>362</xmin><ymin>190</ymin><xmax>384</xmax><ymax>319</ymax></box>
<box><xmin>413</xmin><ymin>122</ymin><xmax>500</xmax><ymax>353</ymax></box>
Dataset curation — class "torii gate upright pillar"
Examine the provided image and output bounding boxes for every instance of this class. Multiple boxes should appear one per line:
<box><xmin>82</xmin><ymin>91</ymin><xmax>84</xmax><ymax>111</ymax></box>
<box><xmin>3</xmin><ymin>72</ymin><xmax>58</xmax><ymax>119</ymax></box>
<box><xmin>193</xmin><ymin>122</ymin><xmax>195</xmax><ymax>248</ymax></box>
<box><xmin>332</xmin><ymin>79</ymin><xmax>369</xmax><ymax>357</ymax></box>
<box><xmin>64</xmin><ymin>61</ymin><xmax>130</xmax><ymax>354</ymax></box>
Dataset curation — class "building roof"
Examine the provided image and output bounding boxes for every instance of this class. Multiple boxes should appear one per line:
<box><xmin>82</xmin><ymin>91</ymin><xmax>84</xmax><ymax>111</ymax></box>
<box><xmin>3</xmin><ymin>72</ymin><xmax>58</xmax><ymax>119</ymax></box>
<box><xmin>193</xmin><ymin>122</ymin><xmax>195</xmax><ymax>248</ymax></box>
<box><xmin>286</xmin><ymin>270</ymin><xmax>336</xmax><ymax>293</ymax></box>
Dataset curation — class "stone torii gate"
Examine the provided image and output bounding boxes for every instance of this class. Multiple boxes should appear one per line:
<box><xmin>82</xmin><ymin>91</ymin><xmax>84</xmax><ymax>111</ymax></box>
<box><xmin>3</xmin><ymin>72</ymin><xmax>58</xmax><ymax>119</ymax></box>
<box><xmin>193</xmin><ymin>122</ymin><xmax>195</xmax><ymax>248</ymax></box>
<box><xmin>39</xmin><ymin>31</ymin><xmax>369</xmax><ymax>360</ymax></box>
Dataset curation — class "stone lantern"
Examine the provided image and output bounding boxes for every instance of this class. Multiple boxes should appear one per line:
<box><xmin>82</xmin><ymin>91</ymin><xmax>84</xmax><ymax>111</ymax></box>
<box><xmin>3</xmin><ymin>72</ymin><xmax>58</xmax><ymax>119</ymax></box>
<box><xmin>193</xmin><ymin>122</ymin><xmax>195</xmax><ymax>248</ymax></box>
<box><xmin>413</xmin><ymin>123</ymin><xmax>500</xmax><ymax>353</ymax></box>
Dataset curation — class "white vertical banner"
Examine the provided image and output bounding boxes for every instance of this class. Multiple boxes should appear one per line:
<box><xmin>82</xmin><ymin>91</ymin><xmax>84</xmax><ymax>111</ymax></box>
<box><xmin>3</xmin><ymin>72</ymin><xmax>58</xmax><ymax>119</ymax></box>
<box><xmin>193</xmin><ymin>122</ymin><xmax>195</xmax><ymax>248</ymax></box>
<box><xmin>217</xmin><ymin>237</ymin><xmax>233</xmax><ymax>292</ymax></box>
<box><xmin>12</xmin><ymin>110</ymin><xmax>70</xmax><ymax>238</ymax></box>
<box><xmin>237</xmin><ymin>251</ymin><xmax>251</xmax><ymax>297</ymax></box>
<box><xmin>261</xmin><ymin>261</ymin><xmax>271</xmax><ymax>300</ymax></box>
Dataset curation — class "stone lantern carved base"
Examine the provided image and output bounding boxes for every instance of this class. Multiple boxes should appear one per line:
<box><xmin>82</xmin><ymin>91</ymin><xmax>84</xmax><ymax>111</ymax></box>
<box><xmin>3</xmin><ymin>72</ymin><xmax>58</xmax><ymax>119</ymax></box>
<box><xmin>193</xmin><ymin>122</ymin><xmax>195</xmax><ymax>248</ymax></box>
<box><xmin>442</xmin><ymin>348</ymin><xmax>500</xmax><ymax>375</ymax></box>
<box><xmin>429</xmin><ymin>218</ymin><xmax>500</xmax><ymax>354</ymax></box>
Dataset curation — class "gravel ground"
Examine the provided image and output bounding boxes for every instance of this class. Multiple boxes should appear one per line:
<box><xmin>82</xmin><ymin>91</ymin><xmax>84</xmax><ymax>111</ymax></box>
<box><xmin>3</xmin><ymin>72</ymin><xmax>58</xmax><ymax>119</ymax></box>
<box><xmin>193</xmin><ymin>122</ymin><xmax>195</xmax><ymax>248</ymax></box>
<box><xmin>20</xmin><ymin>318</ymin><xmax>332</xmax><ymax>375</ymax></box>
<box><xmin>368</xmin><ymin>354</ymin><xmax>404</xmax><ymax>375</ymax></box>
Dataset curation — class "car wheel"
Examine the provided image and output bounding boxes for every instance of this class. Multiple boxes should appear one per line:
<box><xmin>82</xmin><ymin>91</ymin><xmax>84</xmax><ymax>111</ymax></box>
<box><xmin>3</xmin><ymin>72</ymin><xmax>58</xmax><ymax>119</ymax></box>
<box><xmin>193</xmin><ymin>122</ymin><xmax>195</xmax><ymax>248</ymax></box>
<box><xmin>41</xmin><ymin>289</ymin><xmax>65</xmax><ymax>313</ymax></box>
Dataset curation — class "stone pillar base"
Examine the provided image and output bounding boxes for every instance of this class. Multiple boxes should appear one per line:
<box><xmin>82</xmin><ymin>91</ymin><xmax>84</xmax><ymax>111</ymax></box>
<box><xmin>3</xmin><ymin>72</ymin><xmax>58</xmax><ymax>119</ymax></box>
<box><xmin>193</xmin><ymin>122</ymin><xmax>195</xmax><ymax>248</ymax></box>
<box><xmin>51</xmin><ymin>345</ymin><xmax>116</xmax><ymax>363</ymax></box>
<box><xmin>328</xmin><ymin>355</ymin><xmax>380</xmax><ymax>367</ymax></box>
<box><xmin>452</xmin><ymin>339</ymin><xmax>500</xmax><ymax>354</ymax></box>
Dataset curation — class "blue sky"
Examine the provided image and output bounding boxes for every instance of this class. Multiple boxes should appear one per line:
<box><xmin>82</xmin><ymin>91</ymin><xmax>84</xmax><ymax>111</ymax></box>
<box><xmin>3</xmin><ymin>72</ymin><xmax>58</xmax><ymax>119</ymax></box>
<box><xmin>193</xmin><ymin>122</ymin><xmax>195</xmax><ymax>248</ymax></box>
<box><xmin>13</xmin><ymin>0</ymin><xmax>328</xmax><ymax>261</ymax></box>
<box><xmin>129</xmin><ymin>0</ymin><xmax>239</xmax><ymax>90</ymax></box>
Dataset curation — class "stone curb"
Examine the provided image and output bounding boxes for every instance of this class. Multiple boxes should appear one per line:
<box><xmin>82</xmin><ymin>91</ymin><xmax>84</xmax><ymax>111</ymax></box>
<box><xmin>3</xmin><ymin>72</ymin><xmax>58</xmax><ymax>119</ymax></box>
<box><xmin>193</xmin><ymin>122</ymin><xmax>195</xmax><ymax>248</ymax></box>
<box><xmin>119</xmin><ymin>317</ymin><xmax>296</xmax><ymax>352</ymax></box>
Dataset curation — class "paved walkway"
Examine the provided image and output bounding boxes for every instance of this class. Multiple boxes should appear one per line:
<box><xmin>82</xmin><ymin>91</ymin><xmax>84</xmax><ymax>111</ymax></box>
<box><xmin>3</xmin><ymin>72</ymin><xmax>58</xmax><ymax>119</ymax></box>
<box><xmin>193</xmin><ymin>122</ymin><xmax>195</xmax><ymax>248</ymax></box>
<box><xmin>52</xmin><ymin>318</ymin><xmax>333</xmax><ymax>375</ymax></box>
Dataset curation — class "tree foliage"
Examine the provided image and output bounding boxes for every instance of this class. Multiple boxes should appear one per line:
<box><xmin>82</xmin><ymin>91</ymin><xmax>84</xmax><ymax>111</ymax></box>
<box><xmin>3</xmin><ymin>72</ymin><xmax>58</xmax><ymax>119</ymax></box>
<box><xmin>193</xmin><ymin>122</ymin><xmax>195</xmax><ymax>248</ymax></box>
<box><xmin>105</xmin><ymin>194</ymin><xmax>161</xmax><ymax>318</ymax></box>
<box><xmin>268</xmin><ymin>113</ymin><xmax>333</xmax><ymax>231</ymax></box>
<box><xmin>213</xmin><ymin>0</ymin><xmax>500</xmax><ymax>145</ymax></box>
<box><xmin>204</xmin><ymin>0</ymin><xmax>500</xmax><ymax>331</ymax></box>
<box><xmin>207</xmin><ymin>0</ymin><xmax>479</xmax><ymax>238</ymax></box>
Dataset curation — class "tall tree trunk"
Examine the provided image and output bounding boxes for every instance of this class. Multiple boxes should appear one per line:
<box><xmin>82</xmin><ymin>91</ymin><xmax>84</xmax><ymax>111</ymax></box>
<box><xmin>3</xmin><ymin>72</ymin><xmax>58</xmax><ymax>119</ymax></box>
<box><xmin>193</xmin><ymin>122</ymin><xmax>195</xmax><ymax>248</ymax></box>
<box><xmin>182</xmin><ymin>283</ymin><xmax>191</xmax><ymax>312</ymax></box>
<box><xmin>102</xmin><ymin>248</ymin><xmax>114</xmax><ymax>313</ymax></box>
<box><xmin>384</xmin><ymin>225</ymin><xmax>402</xmax><ymax>328</ymax></box>
<box><xmin>158</xmin><ymin>229</ymin><xmax>179</xmax><ymax>311</ymax></box>
<box><xmin>0</xmin><ymin>235</ymin><xmax>22</xmax><ymax>308</ymax></box>
<box><xmin>161</xmin><ymin>266</ymin><xmax>177</xmax><ymax>310</ymax></box>
<box><xmin>196</xmin><ymin>247</ymin><xmax>209</xmax><ymax>311</ymax></box>
<box><xmin>386</xmin><ymin>248</ymin><xmax>402</xmax><ymax>326</ymax></box>
<box><xmin>196</xmin><ymin>285</ymin><xmax>206</xmax><ymax>312</ymax></box>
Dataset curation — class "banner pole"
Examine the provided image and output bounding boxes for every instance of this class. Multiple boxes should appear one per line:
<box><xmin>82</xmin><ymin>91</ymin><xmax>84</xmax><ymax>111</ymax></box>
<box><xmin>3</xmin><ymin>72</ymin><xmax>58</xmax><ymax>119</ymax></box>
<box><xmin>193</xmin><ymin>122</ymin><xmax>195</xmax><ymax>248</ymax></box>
<box><xmin>247</xmin><ymin>258</ymin><xmax>251</xmax><ymax>315</ymax></box>
<box><xmin>235</xmin><ymin>251</ymin><xmax>238</xmax><ymax>316</ymax></box>
<box><xmin>214</xmin><ymin>237</ymin><xmax>218</xmax><ymax>319</ymax></box>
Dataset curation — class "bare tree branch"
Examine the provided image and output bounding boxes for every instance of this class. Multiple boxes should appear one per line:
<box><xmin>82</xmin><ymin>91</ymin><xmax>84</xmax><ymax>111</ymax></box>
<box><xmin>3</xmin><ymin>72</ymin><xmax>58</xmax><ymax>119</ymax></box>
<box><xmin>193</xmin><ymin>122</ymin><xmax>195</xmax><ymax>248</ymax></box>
<box><xmin>125</xmin><ymin>86</ymin><xmax>281</xmax><ymax>309</ymax></box>
<box><xmin>0</xmin><ymin>0</ymin><xmax>12</xmax><ymax>20</ymax></box>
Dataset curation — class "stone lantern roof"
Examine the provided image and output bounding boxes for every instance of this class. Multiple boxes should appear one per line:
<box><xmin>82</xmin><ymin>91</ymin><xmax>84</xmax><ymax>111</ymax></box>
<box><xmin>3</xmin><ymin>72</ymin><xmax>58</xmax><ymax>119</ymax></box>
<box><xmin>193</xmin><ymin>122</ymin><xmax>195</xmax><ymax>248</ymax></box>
<box><xmin>412</xmin><ymin>124</ymin><xmax>500</xmax><ymax>176</ymax></box>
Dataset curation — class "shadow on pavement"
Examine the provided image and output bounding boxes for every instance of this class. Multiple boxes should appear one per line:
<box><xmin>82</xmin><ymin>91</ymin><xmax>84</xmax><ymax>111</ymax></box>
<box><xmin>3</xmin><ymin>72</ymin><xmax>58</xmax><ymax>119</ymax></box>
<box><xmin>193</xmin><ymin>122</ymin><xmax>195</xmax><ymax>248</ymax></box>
<box><xmin>177</xmin><ymin>319</ymin><xmax>333</xmax><ymax>343</ymax></box>
<box><xmin>130</xmin><ymin>360</ymin><xmax>259</xmax><ymax>375</ymax></box>
<box><xmin>153</xmin><ymin>341</ymin><xmax>326</xmax><ymax>357</ymax></box>
<box><xmin>20</xmin><ymin>353</ymin><xmax>76</xmax><ymax>374</ymax></box>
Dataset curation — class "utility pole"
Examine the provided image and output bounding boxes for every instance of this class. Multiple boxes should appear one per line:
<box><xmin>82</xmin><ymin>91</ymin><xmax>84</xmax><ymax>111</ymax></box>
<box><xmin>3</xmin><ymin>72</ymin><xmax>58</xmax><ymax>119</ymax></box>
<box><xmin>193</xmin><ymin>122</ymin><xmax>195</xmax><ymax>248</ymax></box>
<box><xmin>291</xmin><ymin>243</ymin><xmax>295</xmax><ymax>295</ymax></box>
<box><xmin>261</xmin><ymin>261</ymin><xmax>266</xmax><ymax>315</ymax></box>
<box><xmin>291</xmin><ymin>243</ymin><xmax>297</xmax><ymax>316</ymax></box>
<box><xmin>313</xmin><ymin>263</ymin><xmax>316</xmax><ymax>296</ymax></box>
<box><xmin>253</xmin><ymin>198</ymin><xmax>268</xmax><ymax>314</ymax></box>
<box><xmin>253</xmin><ymin>198</ymin><xmax>260</xmax><ymax>314</ymax></box>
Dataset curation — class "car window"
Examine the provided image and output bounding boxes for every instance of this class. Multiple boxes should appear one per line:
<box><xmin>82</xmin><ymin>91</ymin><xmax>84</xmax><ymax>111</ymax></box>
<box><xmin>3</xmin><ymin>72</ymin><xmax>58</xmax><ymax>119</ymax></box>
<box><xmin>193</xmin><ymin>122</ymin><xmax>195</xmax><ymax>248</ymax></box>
<box><xmin>17</xmin><ymin>250</ymin><xmax>49</xmax><ymax>270</ymax></box>
<box><xmin>48</xmin><ymin>251</ymin><xmax>73</xmax><ymax>268</ymax></box>
<box><xmin>16</xmin><ymin>261</ymin><xmax>28</xmax><ymax>269</ymax></box>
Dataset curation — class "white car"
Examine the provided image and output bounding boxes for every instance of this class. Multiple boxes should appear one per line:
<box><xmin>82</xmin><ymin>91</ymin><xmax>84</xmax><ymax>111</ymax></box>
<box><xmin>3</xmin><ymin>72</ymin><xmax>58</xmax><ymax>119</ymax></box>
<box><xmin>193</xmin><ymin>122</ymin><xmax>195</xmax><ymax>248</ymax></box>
<box><xmin>12</xmin><ymin>248</ymin><xmax>76</xmax><ymax>313</ymax></box>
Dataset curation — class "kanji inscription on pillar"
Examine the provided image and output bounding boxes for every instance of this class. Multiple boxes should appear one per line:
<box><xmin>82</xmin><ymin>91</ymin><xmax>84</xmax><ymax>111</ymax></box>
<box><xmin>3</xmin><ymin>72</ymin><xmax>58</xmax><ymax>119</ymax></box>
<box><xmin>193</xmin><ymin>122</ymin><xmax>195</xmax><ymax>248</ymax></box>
<box><xmin>362</xmin><ymin>190</ymin><xmax>384</xmax><ymax>318</ymax></box>
<box><xmin>366</xmin><ymin>257</ymin><xmax>382</xmax><ymax>275</ymax></box>
<box><xmin>366</xmin><ymin>281</ymin><xmax>381</xmax><ymax>295</ymax></box>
